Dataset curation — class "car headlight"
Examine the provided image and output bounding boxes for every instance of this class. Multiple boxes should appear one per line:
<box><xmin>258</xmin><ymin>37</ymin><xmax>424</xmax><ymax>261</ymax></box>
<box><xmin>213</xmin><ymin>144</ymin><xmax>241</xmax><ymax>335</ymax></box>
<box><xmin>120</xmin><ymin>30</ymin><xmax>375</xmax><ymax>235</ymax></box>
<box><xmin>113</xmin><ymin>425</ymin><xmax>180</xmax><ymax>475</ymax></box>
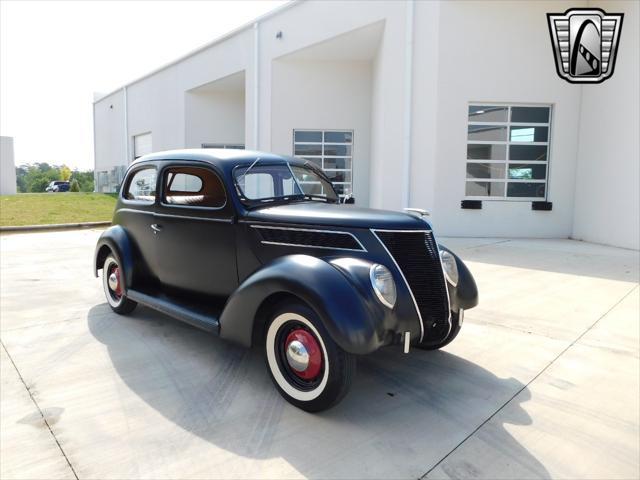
<box><xmin>369</xmin><ymin>264</ymin><xmax>397</xmax><ymax>309</ymax></box>
<box><xmin>439</xmin><ymin>250</ymin><xmax>459</xmax><ymax>286</ymax></box>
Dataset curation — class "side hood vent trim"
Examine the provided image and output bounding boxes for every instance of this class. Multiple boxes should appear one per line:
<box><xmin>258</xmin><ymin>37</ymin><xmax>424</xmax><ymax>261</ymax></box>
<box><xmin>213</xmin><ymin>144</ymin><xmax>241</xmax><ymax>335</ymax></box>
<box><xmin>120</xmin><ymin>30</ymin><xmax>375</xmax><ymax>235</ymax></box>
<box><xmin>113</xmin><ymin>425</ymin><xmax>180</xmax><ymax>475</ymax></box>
<box><xmin>251</xmin><ymin>225</ymin><xmax>366</xmax><ymax>252</ymax></box>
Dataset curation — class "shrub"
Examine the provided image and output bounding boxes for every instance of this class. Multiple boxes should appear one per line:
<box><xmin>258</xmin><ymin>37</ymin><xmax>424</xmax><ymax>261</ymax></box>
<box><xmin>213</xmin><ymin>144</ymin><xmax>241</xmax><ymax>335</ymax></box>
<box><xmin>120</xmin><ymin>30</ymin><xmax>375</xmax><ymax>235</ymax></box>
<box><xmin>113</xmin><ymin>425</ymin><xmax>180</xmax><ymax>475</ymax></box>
<box><xmin>70</xmin><ymin>179</ymin><xmax>80</xmax><ymax>192</ymax></box>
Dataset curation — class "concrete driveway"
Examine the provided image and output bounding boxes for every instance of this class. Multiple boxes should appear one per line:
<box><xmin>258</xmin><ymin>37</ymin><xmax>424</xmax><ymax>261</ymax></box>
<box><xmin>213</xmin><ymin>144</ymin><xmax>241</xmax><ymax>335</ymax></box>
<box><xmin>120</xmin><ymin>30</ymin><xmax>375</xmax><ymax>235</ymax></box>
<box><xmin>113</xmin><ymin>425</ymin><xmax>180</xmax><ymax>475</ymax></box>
<box><xmin>1</xmin><ymin>229</ymin><xmax>638</xmax><ymax>479</ymax></box>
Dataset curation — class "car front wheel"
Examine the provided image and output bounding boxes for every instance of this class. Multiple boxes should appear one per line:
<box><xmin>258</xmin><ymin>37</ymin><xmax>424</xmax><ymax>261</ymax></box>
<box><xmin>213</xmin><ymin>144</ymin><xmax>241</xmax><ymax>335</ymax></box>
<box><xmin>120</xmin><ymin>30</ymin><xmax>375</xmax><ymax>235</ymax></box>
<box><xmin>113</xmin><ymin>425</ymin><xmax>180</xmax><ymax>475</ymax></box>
<box><xmin>102</xmin><ymin>255</ymin><xmax>137</xmax><ymax>314</ymax></box>
<box><xmin>265</xmin><ymin>303</ymin><xmax>355</xmax><ymax>412</ymax></box>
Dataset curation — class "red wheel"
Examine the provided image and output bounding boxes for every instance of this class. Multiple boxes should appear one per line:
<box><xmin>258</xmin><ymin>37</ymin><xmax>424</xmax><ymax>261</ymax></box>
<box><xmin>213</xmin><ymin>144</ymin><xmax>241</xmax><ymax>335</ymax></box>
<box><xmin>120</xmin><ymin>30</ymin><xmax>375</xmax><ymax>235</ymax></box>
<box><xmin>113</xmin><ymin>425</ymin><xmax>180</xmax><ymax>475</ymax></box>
<box><xmin>284</xmin><ymin>329</ymin><xmax>323</xmax><ymax>381</ymax></box>
<box><xmin>102</xmin><ymin>255</ymin><xmax>137</xmax><ymax>314</ymax></box>
<box><xmin>265</xmin><ymin>302</ymin><xmax>355</xmax><ymax>412</ymax></box>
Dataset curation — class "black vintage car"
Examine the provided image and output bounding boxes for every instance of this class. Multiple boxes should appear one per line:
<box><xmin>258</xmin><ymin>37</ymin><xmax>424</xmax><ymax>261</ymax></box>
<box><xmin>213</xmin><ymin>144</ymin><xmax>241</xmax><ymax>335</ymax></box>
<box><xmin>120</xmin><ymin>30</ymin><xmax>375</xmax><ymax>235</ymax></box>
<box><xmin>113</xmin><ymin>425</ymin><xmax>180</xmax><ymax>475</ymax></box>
<box><xmin>94</xmin><ymin>149</ymin><xmax>478</xmax><ymax>411</ymax></box>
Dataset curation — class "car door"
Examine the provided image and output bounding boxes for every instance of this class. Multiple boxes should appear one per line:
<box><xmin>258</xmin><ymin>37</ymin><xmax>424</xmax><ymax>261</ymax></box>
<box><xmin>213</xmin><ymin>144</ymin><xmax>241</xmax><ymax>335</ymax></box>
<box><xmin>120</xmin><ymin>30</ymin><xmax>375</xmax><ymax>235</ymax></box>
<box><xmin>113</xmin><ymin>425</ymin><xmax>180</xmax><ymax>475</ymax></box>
<box><xmin>153</xmin><ymin>162</ymin><xmax>237</xmax><ymax>299</ymax></box>
<box><xmin>117</xmin><ymin>163</ymin><xmax>161</xmax><ymax>286</ymax></box>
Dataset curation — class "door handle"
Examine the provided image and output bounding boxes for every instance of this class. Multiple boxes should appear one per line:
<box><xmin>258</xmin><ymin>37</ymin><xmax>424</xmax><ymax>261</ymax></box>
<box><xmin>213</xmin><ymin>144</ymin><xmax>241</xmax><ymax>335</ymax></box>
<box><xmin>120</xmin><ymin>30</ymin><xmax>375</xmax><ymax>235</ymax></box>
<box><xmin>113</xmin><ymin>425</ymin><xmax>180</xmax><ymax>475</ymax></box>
<box><xmin>151</xmin><ymin>224</ymin><xmax>162</xmax><ymax>234</ymax></box>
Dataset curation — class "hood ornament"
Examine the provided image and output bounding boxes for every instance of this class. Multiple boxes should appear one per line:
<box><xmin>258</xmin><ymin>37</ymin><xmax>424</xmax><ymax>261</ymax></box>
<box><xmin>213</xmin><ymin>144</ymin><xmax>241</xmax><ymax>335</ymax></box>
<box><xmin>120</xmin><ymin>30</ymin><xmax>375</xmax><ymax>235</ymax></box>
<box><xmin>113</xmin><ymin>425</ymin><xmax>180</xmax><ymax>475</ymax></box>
<box><xmin>404</xmin><ymin>208</ymin><xmax>430</xmax><ymax>218</ymax></box>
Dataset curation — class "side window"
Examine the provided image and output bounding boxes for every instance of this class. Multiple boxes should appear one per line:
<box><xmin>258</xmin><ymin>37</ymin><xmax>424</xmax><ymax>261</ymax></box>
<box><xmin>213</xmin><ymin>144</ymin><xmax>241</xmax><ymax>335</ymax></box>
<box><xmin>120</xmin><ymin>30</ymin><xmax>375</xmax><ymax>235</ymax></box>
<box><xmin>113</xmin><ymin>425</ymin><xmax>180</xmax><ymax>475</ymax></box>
<box><xmin>163</xmin><ymin>166</ymin><xmax>226</xmax><ymax>208</ymax></box>
<box><xmin>124</xmin><ymin>167</ymin><xmax>157</xmax><ymax>202</ymax></box>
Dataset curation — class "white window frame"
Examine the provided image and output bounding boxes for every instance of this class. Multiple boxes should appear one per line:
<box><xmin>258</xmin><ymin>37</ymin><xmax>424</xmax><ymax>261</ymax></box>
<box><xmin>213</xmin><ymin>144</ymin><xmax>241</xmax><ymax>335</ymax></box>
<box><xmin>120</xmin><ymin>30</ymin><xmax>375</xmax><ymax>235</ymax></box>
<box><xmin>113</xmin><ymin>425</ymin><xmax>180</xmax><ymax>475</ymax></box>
<box><xmin>292</xmin><ymin>129</ymin><xmax>353</xmax><ymax>199</ymax></box>
<box><xmin>465</xmin><ymin>103</ymin><xmax>552</xmax><ymax>201</ymax></box>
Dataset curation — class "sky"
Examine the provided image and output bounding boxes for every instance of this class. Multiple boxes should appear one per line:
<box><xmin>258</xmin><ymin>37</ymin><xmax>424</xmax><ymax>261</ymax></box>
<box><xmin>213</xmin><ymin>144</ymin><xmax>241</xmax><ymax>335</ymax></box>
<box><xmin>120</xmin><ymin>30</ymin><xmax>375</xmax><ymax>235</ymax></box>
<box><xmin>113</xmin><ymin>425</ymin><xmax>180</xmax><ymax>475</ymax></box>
<box><xmin>0</xmin><ymin>0</ymin><xmax>287</xmax><ymax>170</ymax></box>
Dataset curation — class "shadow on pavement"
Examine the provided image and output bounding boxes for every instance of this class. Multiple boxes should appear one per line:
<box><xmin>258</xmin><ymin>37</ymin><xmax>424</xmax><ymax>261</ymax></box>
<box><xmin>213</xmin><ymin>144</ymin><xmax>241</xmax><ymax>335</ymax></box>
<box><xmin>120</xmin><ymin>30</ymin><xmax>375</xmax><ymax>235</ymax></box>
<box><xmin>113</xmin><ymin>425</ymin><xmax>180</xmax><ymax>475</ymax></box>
<box><xmin>88</xmin><ymin>303</ymin><xmax>550</xmax><ymax>479</ymax></box>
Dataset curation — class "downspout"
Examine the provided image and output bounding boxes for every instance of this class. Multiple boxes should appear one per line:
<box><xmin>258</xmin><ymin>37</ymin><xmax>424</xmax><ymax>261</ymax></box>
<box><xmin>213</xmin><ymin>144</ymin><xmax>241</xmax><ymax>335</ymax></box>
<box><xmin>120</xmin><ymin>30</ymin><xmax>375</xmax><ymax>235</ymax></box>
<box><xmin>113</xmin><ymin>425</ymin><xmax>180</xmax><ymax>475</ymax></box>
<box><xmin>401</xmin><ymin>0</ymin><xmax>414</xmax><ymax>208</ymax></box>
<box><xmin>92</xmin><ymin>103</ymin><xmax>98</xmax><ymax>192</ymax></box>
<box><xmin>253</xmin><ymin>22</ymin><xmax>260</xmax><ymax>150</ymax></box>
<box><xmin>123</xmin><ymin>86</ymin><xmax>130</xmax><ymax>163</ymax></box>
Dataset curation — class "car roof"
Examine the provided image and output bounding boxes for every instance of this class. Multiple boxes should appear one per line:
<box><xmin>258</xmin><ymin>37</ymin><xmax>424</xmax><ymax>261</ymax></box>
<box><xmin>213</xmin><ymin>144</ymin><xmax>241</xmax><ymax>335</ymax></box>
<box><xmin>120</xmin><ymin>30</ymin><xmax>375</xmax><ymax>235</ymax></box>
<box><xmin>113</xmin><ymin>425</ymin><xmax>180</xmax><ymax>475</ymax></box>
<box><xmin>132</xmin><ymin>148</ymin><xmax>308</xmax><ymax>171</ymax></box>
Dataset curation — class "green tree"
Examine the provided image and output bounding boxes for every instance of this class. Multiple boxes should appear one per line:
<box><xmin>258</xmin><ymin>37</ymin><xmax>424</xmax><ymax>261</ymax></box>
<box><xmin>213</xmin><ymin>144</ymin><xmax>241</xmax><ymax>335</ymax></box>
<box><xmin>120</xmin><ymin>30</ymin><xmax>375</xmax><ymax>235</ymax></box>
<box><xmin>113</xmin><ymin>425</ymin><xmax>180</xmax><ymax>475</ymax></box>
<box><xmin>60</xmin><ymin>165</ymin><xmax>72</xmax><ymax>181</ymax></box>
<box><xmin>15</xmin><ymin>164</ymin><xmax>95</xmax><ymax>193</ymax></box>
<box><xmin>28</xmin><ymin>173</ymin><xmax>55</xmax><ymax>193</ymax></box>
<box><xmin>69</xmin><ymin>179</ymin><xmax>80</xmax><ymax>192</ymax></box>
<box><xmin>71</xmin><ymin>169</ymin><xmax>95</xmax><ymax>192</ymax></box>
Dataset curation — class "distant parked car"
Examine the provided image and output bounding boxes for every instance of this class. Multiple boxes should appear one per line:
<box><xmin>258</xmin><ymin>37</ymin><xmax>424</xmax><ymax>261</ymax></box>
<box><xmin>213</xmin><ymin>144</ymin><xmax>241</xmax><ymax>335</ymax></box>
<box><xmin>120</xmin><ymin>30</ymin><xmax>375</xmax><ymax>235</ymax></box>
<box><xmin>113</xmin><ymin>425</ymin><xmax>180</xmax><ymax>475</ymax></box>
<box><xmin>45</xmin><ymin>181</ymin><xmax>70</xmax><ymax>192</ymax></box>
<box><xmin>94</xmin><ymin>149</ymin><xmax>479</xmax><ymax>411</ymax></box>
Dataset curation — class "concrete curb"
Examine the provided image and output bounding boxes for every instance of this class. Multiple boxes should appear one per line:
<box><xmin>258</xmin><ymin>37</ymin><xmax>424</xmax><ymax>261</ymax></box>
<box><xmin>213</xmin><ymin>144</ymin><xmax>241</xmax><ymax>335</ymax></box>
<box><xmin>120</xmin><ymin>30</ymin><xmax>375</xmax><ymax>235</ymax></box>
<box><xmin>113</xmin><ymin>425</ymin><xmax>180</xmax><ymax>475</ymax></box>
<box><xmin>0</xmin><ymin>221</ymin><xmax>111</xmax><ymax>233</ymax></box>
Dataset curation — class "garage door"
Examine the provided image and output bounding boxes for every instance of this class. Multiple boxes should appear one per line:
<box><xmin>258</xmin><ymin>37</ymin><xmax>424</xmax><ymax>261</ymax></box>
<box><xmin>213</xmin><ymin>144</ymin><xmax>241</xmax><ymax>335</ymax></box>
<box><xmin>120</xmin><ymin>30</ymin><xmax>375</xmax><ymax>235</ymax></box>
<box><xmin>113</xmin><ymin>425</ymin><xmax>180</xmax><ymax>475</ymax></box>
<box><xmin>134</xmin><ymin>132</ymin><xmax>152</xmax><ymax>159</ymax></box>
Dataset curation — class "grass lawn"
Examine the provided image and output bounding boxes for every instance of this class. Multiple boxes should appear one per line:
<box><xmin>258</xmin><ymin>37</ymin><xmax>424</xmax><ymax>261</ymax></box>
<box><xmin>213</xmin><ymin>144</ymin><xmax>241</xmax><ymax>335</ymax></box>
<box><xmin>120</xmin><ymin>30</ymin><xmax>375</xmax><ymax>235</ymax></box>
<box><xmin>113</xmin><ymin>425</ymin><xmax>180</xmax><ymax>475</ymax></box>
<box><xmin>0</xmin><ymin>193</ymin><xmax>117</xmax><ymax>227</ymax></box>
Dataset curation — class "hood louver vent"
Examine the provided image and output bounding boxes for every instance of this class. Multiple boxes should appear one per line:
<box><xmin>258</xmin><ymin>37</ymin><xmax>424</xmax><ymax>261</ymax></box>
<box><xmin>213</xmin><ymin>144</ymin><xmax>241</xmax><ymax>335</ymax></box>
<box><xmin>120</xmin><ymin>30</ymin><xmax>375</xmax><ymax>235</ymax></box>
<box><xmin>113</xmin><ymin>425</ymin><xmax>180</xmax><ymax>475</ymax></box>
<box><xmin>253</xmin><ymin>226</ymin><xmax>364</xmax><ymax>251</ymax></box>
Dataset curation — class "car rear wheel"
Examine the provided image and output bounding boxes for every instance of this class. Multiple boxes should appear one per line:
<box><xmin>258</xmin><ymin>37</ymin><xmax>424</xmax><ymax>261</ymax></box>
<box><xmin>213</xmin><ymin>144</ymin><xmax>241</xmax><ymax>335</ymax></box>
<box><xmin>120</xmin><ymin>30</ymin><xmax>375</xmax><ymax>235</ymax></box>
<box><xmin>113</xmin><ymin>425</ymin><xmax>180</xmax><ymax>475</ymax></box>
<box><xmin>265</xmin><ymin>303</ymin><xmax>355</xmax><ymax>412</ymax></box>
<box><xmin>102</xmin><ymin>255</ymin><xmax>137</xmax><ymax>314</ymax></box>
<box><xmin>416</xmin><ymin>310</ymin><xmax>463</xmax><ymax>350</ymax></box>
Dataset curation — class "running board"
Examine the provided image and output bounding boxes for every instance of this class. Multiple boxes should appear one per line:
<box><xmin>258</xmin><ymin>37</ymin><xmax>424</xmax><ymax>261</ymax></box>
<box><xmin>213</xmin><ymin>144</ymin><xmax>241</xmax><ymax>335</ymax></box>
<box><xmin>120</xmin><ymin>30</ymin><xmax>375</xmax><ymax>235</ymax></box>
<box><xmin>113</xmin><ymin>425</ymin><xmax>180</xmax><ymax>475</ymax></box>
<box><xmin>127</xmin><ymin>289</ymin><xmax>220</xmax><ymax>334</ymax></box>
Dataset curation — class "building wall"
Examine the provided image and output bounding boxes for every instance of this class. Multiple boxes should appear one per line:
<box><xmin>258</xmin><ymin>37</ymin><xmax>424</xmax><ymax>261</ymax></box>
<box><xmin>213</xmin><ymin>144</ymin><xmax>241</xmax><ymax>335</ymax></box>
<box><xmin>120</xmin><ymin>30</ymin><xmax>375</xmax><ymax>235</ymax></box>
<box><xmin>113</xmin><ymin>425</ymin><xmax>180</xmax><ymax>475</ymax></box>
<box><xmin>93</xmin><ymin>0</ymin><xmax>639</xmax><ymax>248</ymax></box>
<box><xmin>104</xmin><ymin>28</ymin><xmax>254</xmax><ymax>166</ymax></box>
<box><xmin>0</xmin><ymin>136</ymin><xmax>16</xmax><ymax>195</ymax></box>
<box><xmin>271</xmin><ymin>59</ymin><xmax>373</xmax><ymax>204</ymax></box>
<box><xmin>185</xmin><ymin>89</ymin><xmax>245</xmax><ymax>148</ymax></box>
<box><xmin>417</xmin><ymin>0</ymin><xmax>585</xmax><ymax>238</ymax></box>
<box><xmin>93</xmin><ymin>90</ymin><xmax>127</xmax><ymax>191</ymax></box>
<box><xmin>573</xmin><ymin>0</ymin><xmax>639</xmax><ymax>250</ymax></box>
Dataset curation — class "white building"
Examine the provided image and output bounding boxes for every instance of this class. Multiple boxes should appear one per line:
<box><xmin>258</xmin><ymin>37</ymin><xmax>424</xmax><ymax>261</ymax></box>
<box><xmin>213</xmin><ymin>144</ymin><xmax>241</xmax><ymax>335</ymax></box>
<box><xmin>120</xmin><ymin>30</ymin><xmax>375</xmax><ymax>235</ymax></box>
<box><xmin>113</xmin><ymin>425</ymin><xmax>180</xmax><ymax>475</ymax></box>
<box><xmin>93</xmin><ymin>0</ymin><xmax>639</xmax><ymax>250</ymax></box>
<box><xmin>0</xmin><ymin>136</ymin><xmax>17</xmax><ymax>195</ymax></box>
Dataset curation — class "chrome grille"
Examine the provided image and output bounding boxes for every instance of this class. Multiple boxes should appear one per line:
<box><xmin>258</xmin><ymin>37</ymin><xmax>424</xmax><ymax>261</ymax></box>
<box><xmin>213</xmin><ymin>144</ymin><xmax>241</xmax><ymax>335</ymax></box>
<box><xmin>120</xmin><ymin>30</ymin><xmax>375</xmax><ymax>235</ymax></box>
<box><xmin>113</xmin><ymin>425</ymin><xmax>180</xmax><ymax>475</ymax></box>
<box><xmin>374</xmin><ymin>230</ymin><xmax>450</xmax><ymax>343</ymax></box>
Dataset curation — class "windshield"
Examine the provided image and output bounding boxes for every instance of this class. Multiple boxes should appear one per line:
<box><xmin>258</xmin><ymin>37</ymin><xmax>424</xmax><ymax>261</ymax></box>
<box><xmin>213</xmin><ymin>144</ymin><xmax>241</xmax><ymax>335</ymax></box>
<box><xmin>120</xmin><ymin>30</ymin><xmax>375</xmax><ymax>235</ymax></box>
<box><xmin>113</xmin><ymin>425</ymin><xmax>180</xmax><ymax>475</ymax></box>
<box><xmin>234</xmin><ymin>163</ymin><xmax>339</xmax><ymax>206</ymax></box>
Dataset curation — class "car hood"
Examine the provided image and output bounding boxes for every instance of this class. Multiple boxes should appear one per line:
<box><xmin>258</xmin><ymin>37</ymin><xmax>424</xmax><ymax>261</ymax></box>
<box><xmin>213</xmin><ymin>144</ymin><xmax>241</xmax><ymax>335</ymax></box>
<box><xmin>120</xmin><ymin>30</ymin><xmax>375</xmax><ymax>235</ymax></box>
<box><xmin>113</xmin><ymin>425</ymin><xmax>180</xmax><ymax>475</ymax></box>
<box><xmin>244</xmin><ymin>202</ymin><xmax>430</xmax><ymax>230</ymax></box>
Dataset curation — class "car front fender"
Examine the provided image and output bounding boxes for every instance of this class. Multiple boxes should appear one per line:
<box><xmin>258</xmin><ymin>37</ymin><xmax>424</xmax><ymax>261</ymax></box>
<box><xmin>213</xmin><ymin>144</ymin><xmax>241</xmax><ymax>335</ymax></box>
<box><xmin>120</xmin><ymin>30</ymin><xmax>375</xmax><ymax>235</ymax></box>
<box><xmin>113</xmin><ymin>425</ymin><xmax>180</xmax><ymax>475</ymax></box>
<box><xmin>438</xmin><ymin>245</ymin><xmax>479</xmax><ymax>310</ymax></box>
<box><xmin>219</xmin><ymin>254</ymin><xmax>393</xmax><ymax>355</ymax></box>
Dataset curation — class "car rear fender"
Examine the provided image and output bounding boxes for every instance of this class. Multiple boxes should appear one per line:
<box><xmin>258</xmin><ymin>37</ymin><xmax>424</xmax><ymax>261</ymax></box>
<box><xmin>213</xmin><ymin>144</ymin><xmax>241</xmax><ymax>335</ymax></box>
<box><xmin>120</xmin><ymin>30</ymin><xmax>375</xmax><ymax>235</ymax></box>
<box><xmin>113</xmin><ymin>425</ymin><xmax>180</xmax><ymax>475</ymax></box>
<box><xmin>94</xmin><ymin>225</ymin><xmax>135</xmax><ymax>292</ymax></box>
<box><xmin>219</xmin><ymin>254</ymin><xmax>389</xmax><ymax>355</ymax></box>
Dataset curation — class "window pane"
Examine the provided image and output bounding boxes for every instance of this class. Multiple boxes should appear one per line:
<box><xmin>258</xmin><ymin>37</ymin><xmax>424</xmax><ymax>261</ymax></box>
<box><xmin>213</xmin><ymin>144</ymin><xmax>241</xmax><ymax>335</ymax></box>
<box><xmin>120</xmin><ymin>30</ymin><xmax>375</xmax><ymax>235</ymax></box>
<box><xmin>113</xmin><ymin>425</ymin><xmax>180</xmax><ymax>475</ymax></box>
<box><xmin>465</xmin><ymin>181</ymin><xmax>505</xmax><ymax>197</ymax></box>
<box><xmin>510</xmin><ymin>126</ymin><xmax>548</xmax><ymax>142</ymax></box>
<box><xmin>293</xmin><ymin>129</ymin><xmax>353</xmax><ymax>201</ymax></box>
<box><xmin>509</xmin><ymin>145</ymin><xmax>548</xmax><ymax>161</ymax></box>
<box><xmin>291</xmin><ymin>165</ymin><xmax>339</xmax><ymax>201</ymax></box>
<box><xmin>323</xmin><ymin>157</ymin><xmax>351</xmax><ymax>170</ymax></box>
<box><xmin>125</xmin><ymin>168</ymin><xmax>156</xmax><ymax>201</ymax></box>
<box><xmin>295</xmin><ymin>144</ymin><xmax>322</xmax><ymax>156</ymax></box>
<box><xmin>508</xmin><ymin>164</ymin><xmax>546</xmax><ymax>180</ymax></box>
<box><xmin>511</xmin><ymin>107</ymin><xmax>550</xmax><ymax>123</ymax></box>
<box><xmin>294</xmin><ymin>131</ymin><xmax>322</xmax><ymax>142</ymax></box>
<box><xmin>468</xmin><ymin>106</ymin><xmax>508</xmax><ymax>122</ymax></box>
<box><xmin>507</xmin><ymin>182</ymin><xmax>545</xmax><ymax>197</ymax></box>
<box><xmin>325</xmin><ymin>170</ymin><xmax>352</xmax><ymax>183</ymax></box>
<box><xmin>164</xmin><ymin>167</ymin><xmax>226</xmax><ymax>207</ymax></box>
<box><xmin>298</xmin><ymin>181</ymin><xmax>324</xmax><ymax>196</ymax></box>
<box><xmin>323</xmin><ymin>144</ymin><xmax>352</xmax><ymax>156</ymax></box>
<box><xmin>468</xmin><ymin>125</ymin><xmax>507</xmax><ymax>142</ymax></box>
<box><xmin>467</xmin><ymin>144</ymin><xmax>506</xmax><ymax>160</ymax></box>
<box><xmin>168</xmin><ymin>173</ymin><xmax>202</xmax><ymax>193</ymax></box>
<box><xmin>466</xmin><ymin>163</ymin><xmax>505</xmax><ymax>180</ymax></box>
<box><xmin>324</xmin><ymin>131</ymin><xmax>352</xmax><ymax>143</ymax></box>
<box><xmin>243</xmin><ymin>173</ymin><xmax>275</xmax><ymax>198</ymax></box>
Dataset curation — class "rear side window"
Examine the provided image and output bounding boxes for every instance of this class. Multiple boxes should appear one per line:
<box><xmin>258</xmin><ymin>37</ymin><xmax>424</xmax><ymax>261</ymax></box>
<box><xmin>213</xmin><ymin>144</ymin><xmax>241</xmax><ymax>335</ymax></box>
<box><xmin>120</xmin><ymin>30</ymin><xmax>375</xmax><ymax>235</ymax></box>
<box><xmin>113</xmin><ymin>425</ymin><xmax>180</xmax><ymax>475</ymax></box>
<box><xmin>124</xmin><ymin>167</ymin><xmax>157</xmax><ymax>202</ymax></box>
<box><xmin>163</xmin><ymin>166</ymin><xmax>226</xmax><ymax>208</ymax></box>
